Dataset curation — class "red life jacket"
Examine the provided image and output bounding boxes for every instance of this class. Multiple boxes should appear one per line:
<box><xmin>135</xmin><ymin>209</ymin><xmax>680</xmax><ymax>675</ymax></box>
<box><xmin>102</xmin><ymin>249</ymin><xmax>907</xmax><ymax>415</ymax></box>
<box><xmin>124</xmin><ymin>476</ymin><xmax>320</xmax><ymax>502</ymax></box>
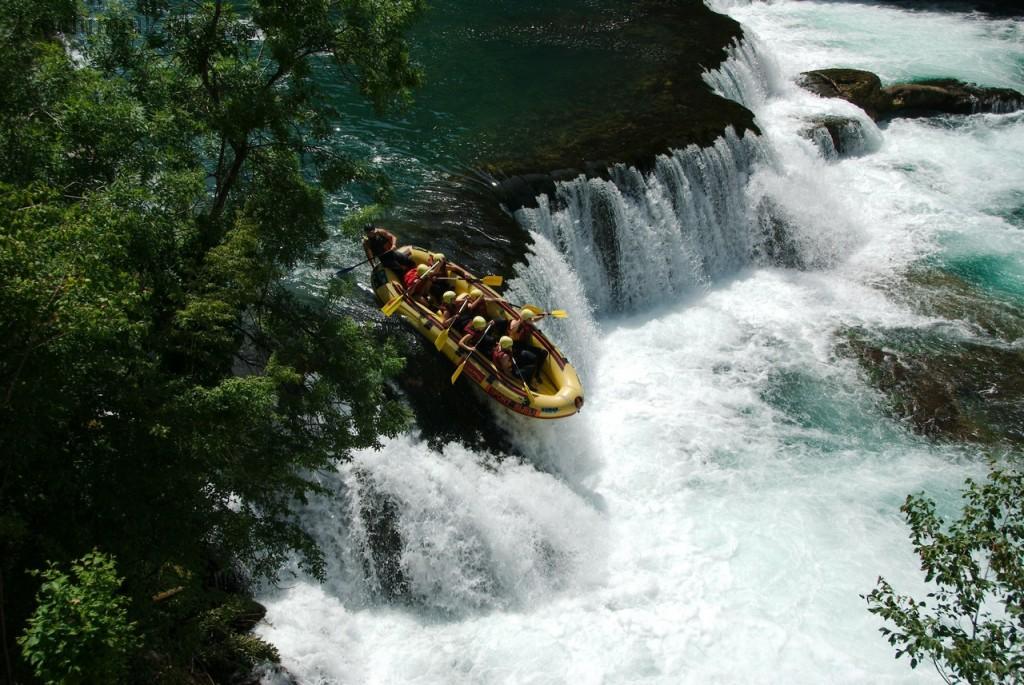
<box><xmin>402</xmin><ymin>268</ymin><xmax>420</xmax><ymax>290</ymax></box>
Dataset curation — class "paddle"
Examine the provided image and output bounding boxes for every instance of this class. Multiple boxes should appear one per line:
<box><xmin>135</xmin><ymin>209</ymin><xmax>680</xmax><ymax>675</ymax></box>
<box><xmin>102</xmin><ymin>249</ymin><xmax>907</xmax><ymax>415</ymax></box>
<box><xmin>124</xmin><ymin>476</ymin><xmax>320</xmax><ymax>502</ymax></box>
<box><xmin>380</xmin><ymin>261</ymin><xmax>441</xmax><ymax>317</ymax></box>
<box><xmin>510</xmin><ymin>355</ymin><xmax>535</xmax><ymax>399</ymax></box>
<box><xmin>520</xmin><ymin>304</ymin><xmax>568</xmax><ymax>319</ymax></box>
<box><xmin>335</xmin><ymin>247</ymin><xmax>396</xmax><ymax>278</ymax></box>
<box><xmin>434</xmin><ymin>299</ymin><xmax>470</xmax><ymax>351</ymax></box>
<box><xmin>450</xmin><ymin>322</ymin><xmax>494</xmax><ymax>384</ymax></box>
<box><xmin>435</xmin><ymin>275</ymin><xmax>504</xmax><ymax>287</ymax></box>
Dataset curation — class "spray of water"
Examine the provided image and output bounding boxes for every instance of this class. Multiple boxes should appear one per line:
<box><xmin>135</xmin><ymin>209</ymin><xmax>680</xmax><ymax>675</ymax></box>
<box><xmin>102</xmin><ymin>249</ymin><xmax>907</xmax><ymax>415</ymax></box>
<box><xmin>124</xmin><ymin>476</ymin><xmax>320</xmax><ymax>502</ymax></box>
<box><xmin>259</xmin><ymin>3</ymin><xmax>1022</xmax><ymax>682</ymax></box>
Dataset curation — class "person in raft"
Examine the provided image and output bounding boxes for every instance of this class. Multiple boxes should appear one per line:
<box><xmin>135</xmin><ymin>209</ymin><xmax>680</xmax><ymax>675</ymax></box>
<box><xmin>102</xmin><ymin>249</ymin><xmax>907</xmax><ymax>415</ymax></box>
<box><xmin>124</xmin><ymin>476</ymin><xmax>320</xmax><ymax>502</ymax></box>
<box><xmin>457</xmin><ymin>315</ymin><xmax>497</xmax><ymax>356</ymax></box>
<box><xmin>452</xmin><ymin>288</ymin><xmax>487</xmax><ymax>331</ymax></box>
<box><xmin>493</xmin><ymin>334</ymin><xmax>542</xmax><ymax>387</ymax></box>
<box><xmin>403</xmin><ymin>263</ymin><xmax>438</xmax><ymax>300</ymax></box>
<box><xmin>506</xmin><ymin>308</ymin><xmax>547</xmax><ymax>380</ymax></box>
<box><xmin>489</xmin><ymin>335</ymin><xmax>516</xmax><ymax>378</ymax></box>
<box><xmin>363</xmin><ymin>224</ymin><xmax>415</xmax><ymax>274</ymax></box>
<box><xmin>425</xmin><ymin>252</ymin><xmax>464</xmax><ymax>305</ymax></box>
<box><xmin>438</xmin><ymin>290</ymin><xmax>460</xmax><ymax>321</ymax></box>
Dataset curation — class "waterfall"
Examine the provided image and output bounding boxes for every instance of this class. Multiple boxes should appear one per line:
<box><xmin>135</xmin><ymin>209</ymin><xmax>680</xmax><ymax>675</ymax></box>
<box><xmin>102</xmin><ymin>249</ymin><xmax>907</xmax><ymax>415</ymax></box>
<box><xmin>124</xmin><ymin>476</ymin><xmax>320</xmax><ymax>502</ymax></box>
<box><xmin>273</xmin><ymin>437</ymin><xmax>607</xmax><ymax>618</ymax></box>
<box><xmin>802</xmin><ymin>117</ymin><xmax>882</xmax><ymax>160</ymax></box>
<box><xmin>701</xmin><ymin>35</ymin><xmax>784</xmax><ymax>110</ymax></box>
<box><xmin>514</xmin><ymin>129</ymin><xmax>772</xmax><ymax>315</ymax></box>
<box><xmin>262</xmin><ymin>2</ymin><xmax>1024</xmax><ymax>681</ymax></box>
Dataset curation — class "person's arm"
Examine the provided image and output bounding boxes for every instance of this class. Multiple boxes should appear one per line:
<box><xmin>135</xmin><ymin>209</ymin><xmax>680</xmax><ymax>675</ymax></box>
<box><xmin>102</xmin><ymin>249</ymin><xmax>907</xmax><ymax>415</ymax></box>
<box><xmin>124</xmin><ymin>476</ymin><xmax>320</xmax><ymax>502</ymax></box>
<box><xmin>363</xmin><ymin>238</ymin><xmax>375</xmax><ymax>265</ymax></box>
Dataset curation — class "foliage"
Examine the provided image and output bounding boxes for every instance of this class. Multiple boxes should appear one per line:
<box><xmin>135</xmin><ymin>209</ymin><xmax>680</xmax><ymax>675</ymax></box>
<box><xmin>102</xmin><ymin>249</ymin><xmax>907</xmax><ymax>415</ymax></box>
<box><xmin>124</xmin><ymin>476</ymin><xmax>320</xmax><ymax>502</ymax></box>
<box><xmin>17</xmin><ymin>551</ymin><xmax>138</xmax><ymax>685</ymax></box>
<box><xmin>0</xmin><ymin>0</ymin><xmax>423</xmax><ymax>680</ymax></box>
<box><xmin>196</xmin><ymin>596</ymin><xmax>280</xmax><ymax>679</ymax></box>
<box><xmin>864</xmin><ymin>467</ymin><xmax>1024</xmax><ymax>684</ymax></box>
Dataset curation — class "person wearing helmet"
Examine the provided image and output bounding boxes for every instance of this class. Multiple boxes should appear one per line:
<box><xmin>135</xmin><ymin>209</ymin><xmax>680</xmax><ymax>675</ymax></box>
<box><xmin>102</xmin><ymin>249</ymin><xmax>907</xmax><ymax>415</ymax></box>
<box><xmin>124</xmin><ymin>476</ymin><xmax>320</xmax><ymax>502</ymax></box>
<box><xmin>426</xmin><ymin>252</ymin><xmax>447</xmax><ymax>303</ymax></box>
<box><xmin>363</xmin><ymin>224</ymin><xmax>415</xmax><ymax>274</ymax></box>
<box><xmin>451</xmin><ymin>287</ymin><xmax>485</xmax><ymax>325</ymax></box>
<box><xmin>445</xmin><ymin>292</ymin><xmax>472</xmax><ymax>330</ymax></box>
<box><xmin>402</xmin><ymin>262</ymin><xmax>436</xmax><ymax>299</ymax></box>
<box><xmin>491</xmin><ymin>335</ymin><xmax>516</xmax><ymax>376</ymax></box>
<box><xmin>437</xmin><ymin>290</ymin><xmax>460</xmax><ymax>320</ymax></box>
<box><xmin>507</xmin><ymin>307</ymin><xmax>547</xmax><ymax>382</ymax></box>
<box><xmin>428</xmin><ymin>250</ymin><xmax>468</xmax><ymax>279</ymax></box>
<box><xmin>457</xmin><ymin>315</ymin><xmax>492</xmax><ymax>355</ymax></box>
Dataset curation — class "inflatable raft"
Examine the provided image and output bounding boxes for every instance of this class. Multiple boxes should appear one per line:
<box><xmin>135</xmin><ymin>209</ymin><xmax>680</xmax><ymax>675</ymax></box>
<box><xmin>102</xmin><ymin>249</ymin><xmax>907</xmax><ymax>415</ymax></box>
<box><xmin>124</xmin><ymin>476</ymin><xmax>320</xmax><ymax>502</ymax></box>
<box><xmin>371</xmin><ymin>247</ymin><xmax>584</xmax><ymax>419</ymax></box>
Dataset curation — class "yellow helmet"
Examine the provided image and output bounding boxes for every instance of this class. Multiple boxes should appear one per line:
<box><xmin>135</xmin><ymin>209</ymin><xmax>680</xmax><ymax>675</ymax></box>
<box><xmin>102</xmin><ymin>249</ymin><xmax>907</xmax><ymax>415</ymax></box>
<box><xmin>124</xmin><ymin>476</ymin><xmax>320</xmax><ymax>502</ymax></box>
<box><xmin>469</xmin><ymin>288</ymin><xmax>483</xmax><ymax>300</ymax></box>
<box><xmin>499</xmin><ymin>335</ymin><xmax>513</xmax><ymax>350</ymax></box>
<box><xmin>471</xmin><ymin>316</ymin><xmax>486</xmax><ymax>330</ymax></box>
<box><xmin>442</xmin><ymin>290</ymin><xmax>456</xmax><ymax>303</ymax></box>
<box><xmin>520</xmin><ymin>308</ymin><xmax>536</xmax><ymax>321</ymax></box>
<box><xmin>416</xmin><ymin>263</ymin><xmax>430</xmax><ymax>276</ymax></box>
<box><xmin>432</xmin><ymin>252</ymin><xmax>445</xmax><ymax>261</ymax></box>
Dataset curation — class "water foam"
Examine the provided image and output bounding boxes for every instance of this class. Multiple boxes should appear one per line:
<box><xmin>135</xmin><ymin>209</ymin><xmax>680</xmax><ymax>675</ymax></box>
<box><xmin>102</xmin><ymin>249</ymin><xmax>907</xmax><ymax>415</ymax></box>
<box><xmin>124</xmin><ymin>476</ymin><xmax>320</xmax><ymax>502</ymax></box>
<box><xmin>514</xmin><ymin>130</ymin><xmax>772</xmax><ymax>314</ymax></box>
<box><xmin>262</xmin><ymin>2</ymin><xmax>1022</xmax><ymax>682</ymax></box>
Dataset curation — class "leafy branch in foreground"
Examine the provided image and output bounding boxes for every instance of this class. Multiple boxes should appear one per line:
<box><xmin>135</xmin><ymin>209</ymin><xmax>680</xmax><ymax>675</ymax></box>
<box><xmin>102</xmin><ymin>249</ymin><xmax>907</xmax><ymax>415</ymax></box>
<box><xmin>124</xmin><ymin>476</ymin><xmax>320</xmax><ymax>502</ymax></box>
<box><xmin>864</xmin><ymin>467</ymin><xmax>1024</xmax><ymax>684</ymax></box>
<box><xmin>17</xmin><ymin>551</ymin><xmax>139</xmax><ymax>685</ymax></box>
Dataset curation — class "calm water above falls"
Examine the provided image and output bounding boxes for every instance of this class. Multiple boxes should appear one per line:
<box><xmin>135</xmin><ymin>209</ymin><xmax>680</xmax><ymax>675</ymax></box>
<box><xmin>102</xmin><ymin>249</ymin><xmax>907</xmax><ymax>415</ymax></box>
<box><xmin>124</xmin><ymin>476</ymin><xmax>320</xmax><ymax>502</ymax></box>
<box><xmin>260</xmin><ymin>2</ymin><xmax>1023</xmax><ymax>683</ymax></box>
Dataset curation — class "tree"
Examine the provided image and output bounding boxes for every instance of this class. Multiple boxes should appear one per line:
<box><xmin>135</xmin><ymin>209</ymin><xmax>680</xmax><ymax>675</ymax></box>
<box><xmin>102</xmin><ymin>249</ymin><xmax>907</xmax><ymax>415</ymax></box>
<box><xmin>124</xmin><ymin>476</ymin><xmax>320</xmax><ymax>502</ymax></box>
<box><xmin>0</xmin><ymin>0</ymin><xmax>424</xmax><ymax>680</ymax></box>
<box><xmin>864</xmin><ymin>467</ymin><xmax>1024</xmax><ymax>684</ymax></box>
<box><xmin>18</xmin><ymin>551</ymin><xmax>138</xmax><ymax>685</ymax></box>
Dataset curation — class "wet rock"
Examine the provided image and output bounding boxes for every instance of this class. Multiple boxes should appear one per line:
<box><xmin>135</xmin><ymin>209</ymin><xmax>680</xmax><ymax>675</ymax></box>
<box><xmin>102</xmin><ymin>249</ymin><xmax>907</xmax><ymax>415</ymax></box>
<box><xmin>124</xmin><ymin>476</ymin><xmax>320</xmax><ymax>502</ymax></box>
<box><xmin>356</xmin><ymin>474</ymin><xmax>412</xmax><ymax>602</ymax></box>
<box><xmin>895</xmin><ymin>267</ymin><xmax>1024</xmax><ymax>343</ymax></box>
<box><xmin>798</xmin><ymin>69</ymin><xmax>888</xmax><ymax>120</ymax></box>
<box><xmin>840</xmin><ymin>327</ymin><xmax>1024</xmax><ymax>445</ymax></box>
<box><xmin>885</xmin><ymin>79</ymin><xmax>1024</xmax><ymax>118</ymax></box>
<box><xmin>229</xmin><ymin>598</ymin><xmax>268</xmax><ymax>634</ymax></box>
<box><xmin>753</xmin><ymin>197</ymin><xmax>806</xmax><ymax>269</ymax></box>
<box><xmin>800</xmin><ymin>115</ymin><xmax>878</xmax><ymax>159</ymax></box>
<box><xmin>798</xmin><ymin>69</ymin><xmax>1024</xmax><ymax>121</ymax></box>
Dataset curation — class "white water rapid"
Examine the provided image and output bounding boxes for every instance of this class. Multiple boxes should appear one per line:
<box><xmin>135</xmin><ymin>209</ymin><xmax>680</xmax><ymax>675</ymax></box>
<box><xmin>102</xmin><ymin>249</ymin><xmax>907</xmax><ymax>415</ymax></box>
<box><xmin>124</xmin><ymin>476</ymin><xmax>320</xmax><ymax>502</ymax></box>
<box><xmin>259</xmin><ymin>2</ymin><xmax>1024</xmax><ymax>683</ymax></box>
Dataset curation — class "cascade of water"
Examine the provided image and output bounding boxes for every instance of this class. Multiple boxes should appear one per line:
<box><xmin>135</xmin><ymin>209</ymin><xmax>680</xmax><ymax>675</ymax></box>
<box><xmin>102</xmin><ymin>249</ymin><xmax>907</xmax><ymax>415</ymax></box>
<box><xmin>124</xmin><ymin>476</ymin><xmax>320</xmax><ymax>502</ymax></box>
<box><xmin>514</xmin><ymin>129</ymin><xmax>772</xmax><ymax>314</ymax></box>
<box><xmin>268</xmin><ymin>437</ymin><xmax>607</xmax><ymax>619</ymax></box>
<box><xmin>261</xmin><ymin>3</ymin><xmax>1024</xmax><ymax>682</ymax></box>
<box><xmin>701</xmin><ymin>34</ymin><xmax>784</xmax><ymax>110</ymax></box>
<box><xmin>503</xmin><ymin>231</ymin><xmax>601</xmax><ymax>384</ymax></box>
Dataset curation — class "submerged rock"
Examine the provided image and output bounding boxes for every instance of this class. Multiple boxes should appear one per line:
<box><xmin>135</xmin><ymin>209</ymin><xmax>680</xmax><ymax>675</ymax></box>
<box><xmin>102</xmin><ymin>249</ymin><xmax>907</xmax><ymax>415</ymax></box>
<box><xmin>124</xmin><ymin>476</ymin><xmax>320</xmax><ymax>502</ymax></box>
<box><xmin>800</xmin><ymin>115</ymin><xmax>879</xmax><ymax>159</ymax></box>
<box><xmin>895</xmin><ymin>267</ymin><xmax>1024</xmax><ymax>343</ymax></box>
<box><xmin>798</xmin><ymin>68</ymin><xmax>1024</xmax><ymax>121</ymax></box>
<box><xmin>355</xmin><ymin>472</ymin><xmax>411</xmax><ymax>602</ymax></box>
<box><xmin>840</xmin><ymin>327</ymin><xmax>1024</xmax><ymax>445</ymax></box>
<box><xmin>753</xmin><ymin>196</ymin><xmax>807</xmax><ymax>270</ymax></box>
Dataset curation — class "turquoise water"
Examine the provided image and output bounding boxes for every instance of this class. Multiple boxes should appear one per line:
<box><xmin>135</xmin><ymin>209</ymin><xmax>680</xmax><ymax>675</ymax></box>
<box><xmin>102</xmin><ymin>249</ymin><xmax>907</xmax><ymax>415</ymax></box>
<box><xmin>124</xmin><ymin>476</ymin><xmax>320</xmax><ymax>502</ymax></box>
<box><xmin>262</xmin><ymin>2</ymin><xmax>1023</xmax><ymax>683</ymax></box>
<box><xmin>317</xmin><ymin>0</ymin><xmax>694</xmax><ymax>206</ymax></box>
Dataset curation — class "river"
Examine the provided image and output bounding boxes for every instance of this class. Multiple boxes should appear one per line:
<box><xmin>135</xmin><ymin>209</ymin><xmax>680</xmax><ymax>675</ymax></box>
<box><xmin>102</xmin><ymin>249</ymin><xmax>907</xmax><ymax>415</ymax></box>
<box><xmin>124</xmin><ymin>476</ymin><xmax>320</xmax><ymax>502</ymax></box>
<box><xmin>259</xmin><ymin>1</ymin><xmax>1024</xmax><ymax>682</ymax></box>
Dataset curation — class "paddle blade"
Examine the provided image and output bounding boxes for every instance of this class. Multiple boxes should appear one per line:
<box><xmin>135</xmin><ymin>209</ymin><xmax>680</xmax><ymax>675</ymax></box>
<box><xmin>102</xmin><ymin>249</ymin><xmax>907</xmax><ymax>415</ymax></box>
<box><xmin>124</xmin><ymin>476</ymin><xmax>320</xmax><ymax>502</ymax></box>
<box><xmin>480</xmin><ymin>275</ymin><xmax>503</xmax><ymax>286</ymax></box>
<box><xmin>450</xmin><ymin>357</ymin><xmax>468</xmax><ymax>384</ymax></box>
<box><xmin>548</xmin><ymin>309</ymin><xmax>568</xmax><ymax>318</ymax></box>
<box><xmin>380</xmin><ymin>292</ymin><xmax>404</xmax><ymax>316</ymax></box>
<box><xmin>434</xmin><ymin>326</ymin><xmax>450</xmax><ymax>351</ymax></box>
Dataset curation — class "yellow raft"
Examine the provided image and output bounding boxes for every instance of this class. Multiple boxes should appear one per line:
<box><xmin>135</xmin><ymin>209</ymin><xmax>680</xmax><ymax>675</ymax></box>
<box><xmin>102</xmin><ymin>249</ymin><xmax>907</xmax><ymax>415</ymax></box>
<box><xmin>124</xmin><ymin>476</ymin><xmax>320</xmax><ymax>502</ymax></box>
<box><xmin>371</xmin><ymin>247</ymin><xmax>584</xmax><ymax>419</ymax></box>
